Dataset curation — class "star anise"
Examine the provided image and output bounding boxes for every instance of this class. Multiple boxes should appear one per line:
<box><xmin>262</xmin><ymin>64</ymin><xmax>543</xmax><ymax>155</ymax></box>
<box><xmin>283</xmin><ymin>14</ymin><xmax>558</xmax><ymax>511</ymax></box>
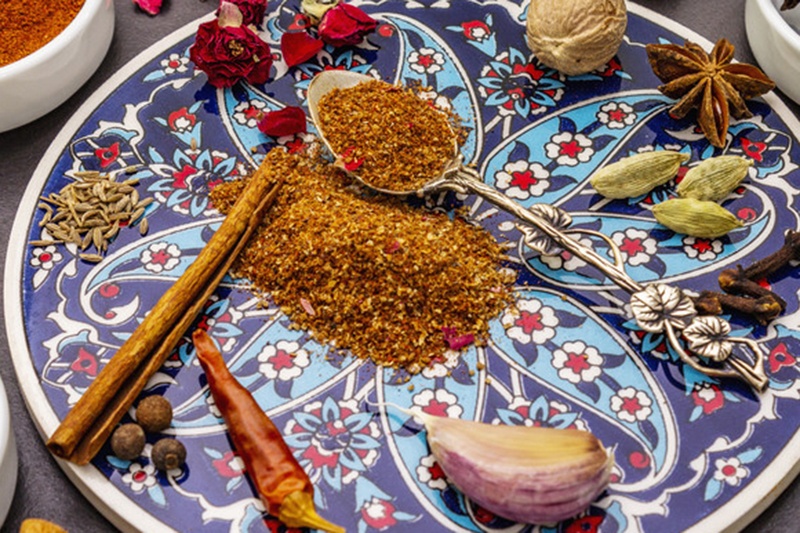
<box><xmin>782</xmin><ymin>0</ymin><xmax>799</xmax><ymax>10</ymax></box>
<box><xmin>646</xmin><ymin>38</ymin><xmax>775</xmax><ymax>148</ymax></box>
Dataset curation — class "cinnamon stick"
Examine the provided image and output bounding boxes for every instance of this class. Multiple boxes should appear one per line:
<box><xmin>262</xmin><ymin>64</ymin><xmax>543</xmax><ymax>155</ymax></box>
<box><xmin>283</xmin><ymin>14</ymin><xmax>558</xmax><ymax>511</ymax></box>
<box><xmin>47</xmin><ymin>161</ymin><xmax>283</xmax><ymax>464</ymax></box>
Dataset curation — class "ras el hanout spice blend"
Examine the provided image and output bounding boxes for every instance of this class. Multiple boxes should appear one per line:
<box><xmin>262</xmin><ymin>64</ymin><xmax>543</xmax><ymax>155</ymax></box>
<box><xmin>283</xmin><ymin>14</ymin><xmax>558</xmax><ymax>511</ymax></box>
<box><xmin>211</xmin><ymin>147</ymin><xmax>515</xmax><ymax>373</ymax></box>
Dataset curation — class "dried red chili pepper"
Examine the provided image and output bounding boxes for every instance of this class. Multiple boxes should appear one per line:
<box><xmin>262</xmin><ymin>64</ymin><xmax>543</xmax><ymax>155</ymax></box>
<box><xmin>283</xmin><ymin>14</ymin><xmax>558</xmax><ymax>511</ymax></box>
<box><xmin>193</xmin><ymin>329</ymin><xmax>344</xmax><ymax>533</ymax></box>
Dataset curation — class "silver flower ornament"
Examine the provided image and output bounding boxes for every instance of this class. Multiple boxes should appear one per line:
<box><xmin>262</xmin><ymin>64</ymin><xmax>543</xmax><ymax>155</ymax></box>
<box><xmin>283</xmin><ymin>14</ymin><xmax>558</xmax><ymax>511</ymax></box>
<box><xmin>630</xmin><ymin>284</ymin><xmax>697</xmax><ymax>333</ymax></box>
<box><xmin>683</xmin><ymin>315</ymin><xmax>733</xmax><ymax>362</ymax></box>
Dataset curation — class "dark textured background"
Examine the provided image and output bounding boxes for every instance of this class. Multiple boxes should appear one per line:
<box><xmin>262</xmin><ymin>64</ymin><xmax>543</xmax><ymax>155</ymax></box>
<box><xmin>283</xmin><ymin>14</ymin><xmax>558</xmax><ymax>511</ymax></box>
<box><xmin>0</xmin><ymin>1</ymin><xmax>798</xmax><ymax>531</ymax></box>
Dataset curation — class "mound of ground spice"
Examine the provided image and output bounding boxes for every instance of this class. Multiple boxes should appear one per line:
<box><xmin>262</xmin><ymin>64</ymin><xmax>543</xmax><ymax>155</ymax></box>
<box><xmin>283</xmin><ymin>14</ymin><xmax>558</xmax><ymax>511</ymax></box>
<box><xmin>316</xmin><ymin>79</ymin><xmax>457</xmax><ymax>193</ymax></box>
<box><xmin>0</xmin><ymin>0</ymin><xmax>85</xmax><ymax>67</ymax></box>
<box><xmin>211</xmin><ymin>147</ymin><xmax>514</xmax><ymax>372</ymax></box>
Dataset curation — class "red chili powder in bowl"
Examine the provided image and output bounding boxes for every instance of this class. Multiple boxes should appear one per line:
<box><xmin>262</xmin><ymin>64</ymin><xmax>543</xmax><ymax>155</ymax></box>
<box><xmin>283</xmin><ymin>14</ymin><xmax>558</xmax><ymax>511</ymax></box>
<box><xmin>0</xmin><ymin>0</ymin><xmax>86</xmax><ymax>67</ymax></box>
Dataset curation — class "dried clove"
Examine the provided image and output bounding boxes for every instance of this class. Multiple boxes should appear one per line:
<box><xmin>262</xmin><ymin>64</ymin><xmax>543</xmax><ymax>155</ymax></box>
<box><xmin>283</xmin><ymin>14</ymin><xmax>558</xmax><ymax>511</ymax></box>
<box><xmin>737</xmin><ymin>230</ymin><xmax>800</xmax><ymax>281</ymax></box>
<box><xmin>694</xmin><ymin>291</ymin><xmax>784</xmax><ymax>326</ymax></box>
<box><xmin>719</xmin><ymin>267</ymin><xmax>787</xmax><ymax>311</ymax></box>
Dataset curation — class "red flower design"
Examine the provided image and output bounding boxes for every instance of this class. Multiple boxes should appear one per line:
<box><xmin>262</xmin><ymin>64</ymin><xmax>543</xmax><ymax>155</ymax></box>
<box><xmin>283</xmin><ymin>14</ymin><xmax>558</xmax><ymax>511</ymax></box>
<box><xmin>318</xmin><ymin>3</ymin><xmax>377</xmax><ymax>47</ymax></box>
<box><xmin>691</xmin><ymin>384</ymin><xmax>725</xmax><ymax>415</ymax></box>
<box><xmin>768</xmin><ymin>342</ymin><xmax>796</xmax><ymax>373</ymax></box>
<box><xmin>212</xmin><ymin>450</ymin><xmax>245</xmax><ymax>478</ymax></box>
<box><xmin>360</xmin><ymin>498</ymin><xmax>397</xmax><ymax>529</ymax></box>
<box><xmin>219</xmin><ymin>0</ymin><xmax>267</xmax><ymax>27</ymax></box>
<box><xmin>565</xmin><ymin>515</ymin><xmax>604</xmax><ymax>533</ymax></box>
<box><xmin>281</xmin><ymin>31</ymin><xmax>324</xmax><ymax>67</ymax></box>
<box><xmin>70</xmin><ymin>348</ymin><xmax>99</xmax><ymax>376</ymax></box>
<box><xmin>167</xmin><ymin>107</ymin><xmax>197</xmax><ymax>132</ymax></box>
<box><xmin>740</xmin><ymin>138</ymin><xmax>767</xmax><ymax>162</ymax></box>
<box><xmin>257</xmin><ymin>106</ymin><xmax>307</xmax><ymax>137</ymax></box>
<box><xmin>460</xmin><ymin>20</ymin><xmax>490</xmax><ymax>41</ymax></box>
<box><xmin>95</xmin><ymin>142</ymin><xmax>121</xmax><ymax>168</ymax></box>
<box><xmin>189</xmin><ymin>4</ymin><xmax>273</xmax><ymax>88</ymax></box>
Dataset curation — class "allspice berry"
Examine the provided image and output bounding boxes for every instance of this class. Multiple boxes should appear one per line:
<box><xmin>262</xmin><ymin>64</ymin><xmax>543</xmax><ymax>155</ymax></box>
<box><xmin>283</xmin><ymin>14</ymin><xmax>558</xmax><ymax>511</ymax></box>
<box><xmin>135</xmin><ymin>395</ymin><xmax>173</xmax><ymax>433</ymax></box>
<box><xmin>151</xmin><ymin>438</ymin><xmax>187</xmax><ymax>471</ymax></box>
<box><xmin>110</xmin><ymin>423</ymin><xmax>146</xmax><ymax>461</ymax></box>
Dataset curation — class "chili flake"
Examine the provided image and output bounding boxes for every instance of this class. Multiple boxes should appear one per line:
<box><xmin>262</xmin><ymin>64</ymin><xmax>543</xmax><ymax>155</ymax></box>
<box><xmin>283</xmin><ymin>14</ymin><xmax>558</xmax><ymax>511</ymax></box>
<box><xmin>317</xmin><ymin>79</ymin><xmax>457</xmax><ymax>192</ymax></box>
<box><xmin>211</xmin><ymin>147</ymin><xmax>514</xmax><ymax>371</ymax></box>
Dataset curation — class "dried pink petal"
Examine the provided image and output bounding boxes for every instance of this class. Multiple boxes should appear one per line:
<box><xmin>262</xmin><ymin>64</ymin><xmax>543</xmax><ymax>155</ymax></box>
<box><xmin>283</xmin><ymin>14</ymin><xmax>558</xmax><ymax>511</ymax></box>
<box><xmin>300</xmin><ymin>297</ymin><xmax>316</xmax><ymax>316</ymax></box>
<box><xmin>134</xmin><ymin>0</ymin><xmax>163</xmax><ymax>16</ymax></box>
<box><xmin>281</xmin><ymin>31</ymin><xmax>324</xmax><ymax>67</ymax></box>
<box><xmin>318</xmin><ymin>3</ymin><xmax>377</xmax><ymax>47</ymax></box>
<box><xmin>257</xmin><ymin>106</ymin><xmax>308</xmax><ymax>137</ymax></box>
<box><xmin>442</xmin><ymin>327</ymin><xmax>475</xmax><ymax>350</ymax></box>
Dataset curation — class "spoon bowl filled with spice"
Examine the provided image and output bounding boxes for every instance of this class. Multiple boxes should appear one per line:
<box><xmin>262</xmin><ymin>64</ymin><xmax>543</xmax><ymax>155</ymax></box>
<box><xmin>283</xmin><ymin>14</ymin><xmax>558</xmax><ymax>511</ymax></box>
<box><xmin>0</xmin><ymin>0</ymin><xmax>115</xmax><ymax>133</ymax></box>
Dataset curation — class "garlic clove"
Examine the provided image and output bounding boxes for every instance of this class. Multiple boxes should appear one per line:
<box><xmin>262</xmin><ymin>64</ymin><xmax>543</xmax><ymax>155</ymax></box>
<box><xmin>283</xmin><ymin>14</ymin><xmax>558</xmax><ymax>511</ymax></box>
<box><xmin>401</xmin><ymin>407</ymin><xmax>614</xmax><ymax>525</ymax></box>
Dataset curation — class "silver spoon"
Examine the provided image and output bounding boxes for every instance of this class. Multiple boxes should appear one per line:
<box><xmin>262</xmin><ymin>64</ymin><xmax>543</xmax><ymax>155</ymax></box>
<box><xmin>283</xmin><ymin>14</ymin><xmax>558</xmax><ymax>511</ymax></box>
<box><xmin>306</xmin><ymin>70</ymin><xmax>768</xmax><ymax>391</ymax></box>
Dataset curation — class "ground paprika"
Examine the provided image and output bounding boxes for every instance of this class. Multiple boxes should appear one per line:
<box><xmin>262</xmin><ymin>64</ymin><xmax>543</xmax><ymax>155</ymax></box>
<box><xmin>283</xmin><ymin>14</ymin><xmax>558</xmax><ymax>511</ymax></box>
<box><xmin>0</xmin><ymin>0</ymin><xmax>85</xmax><ymax>67</ymax></box>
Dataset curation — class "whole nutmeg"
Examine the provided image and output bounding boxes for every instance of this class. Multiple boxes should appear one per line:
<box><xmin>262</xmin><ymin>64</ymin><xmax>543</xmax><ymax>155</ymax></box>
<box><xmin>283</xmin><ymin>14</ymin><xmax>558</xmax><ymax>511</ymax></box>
<box><xmin>526</xmin><ymin>0</ymin><xmax>627</xmax><ymax>75</ymax></box>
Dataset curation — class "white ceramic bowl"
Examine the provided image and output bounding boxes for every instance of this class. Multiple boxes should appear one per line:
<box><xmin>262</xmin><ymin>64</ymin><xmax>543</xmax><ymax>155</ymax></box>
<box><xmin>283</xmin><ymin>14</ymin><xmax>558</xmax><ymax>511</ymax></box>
<box><xmin>0</xmin><ymin>0</ymin><xmax>115</xmax><ymax>133</ymax></box>
<box><xmin>746</xmin><ymin>0</ymin><xmax>800</xmax><ymax>105</ymax></box>
<box><xmin>0</xmin><ymin>374</ymin><xmax>17</xmax><ymax>527</ymax></box>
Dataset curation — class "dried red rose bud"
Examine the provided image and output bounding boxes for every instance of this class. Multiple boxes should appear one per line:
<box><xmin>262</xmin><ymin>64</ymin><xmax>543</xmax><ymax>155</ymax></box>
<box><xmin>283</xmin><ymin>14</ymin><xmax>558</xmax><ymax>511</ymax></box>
<box><xmin>281</xmin><ymin>31</ymin><xmax>324</xmax><ymax>67</ymax></box>
<box><xmin>134</xmin><ymin>0</ymin><xmax>163</xmax><ymax>16</ymax></box>
<box><xmin>318</xmin><ymin>3</ymin><xmax>377</xmax><ymax>47</ymax></box>
<box><xmin>217</xmin><ymin>0</ymin><xmax>268</xmax><ymax>27</ymax></box>
<box><xmin>189</xmin><ymin>4</ymin><xmax>273</xmax><ymax>88</ymax></box>
<box><xmin>257</xmin><ymin>106</ymin><xmax>308</xmax><ymax>137</ymax></box>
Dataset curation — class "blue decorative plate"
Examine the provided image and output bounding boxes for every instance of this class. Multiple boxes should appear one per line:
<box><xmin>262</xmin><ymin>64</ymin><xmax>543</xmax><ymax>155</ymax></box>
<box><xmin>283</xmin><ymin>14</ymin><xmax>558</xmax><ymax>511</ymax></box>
<box><xmin>6</xmin><ymin>2</ymin><xmax>800</xmax><ymax>532</ymax></box>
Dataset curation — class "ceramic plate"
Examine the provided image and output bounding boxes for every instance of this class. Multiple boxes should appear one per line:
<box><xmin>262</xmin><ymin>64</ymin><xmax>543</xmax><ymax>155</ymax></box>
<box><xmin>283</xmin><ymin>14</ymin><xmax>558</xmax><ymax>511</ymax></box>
<box><xmin>5</xmin><ymin>2</ymin><xmax>800</xmax><ymax>532</ymax></box>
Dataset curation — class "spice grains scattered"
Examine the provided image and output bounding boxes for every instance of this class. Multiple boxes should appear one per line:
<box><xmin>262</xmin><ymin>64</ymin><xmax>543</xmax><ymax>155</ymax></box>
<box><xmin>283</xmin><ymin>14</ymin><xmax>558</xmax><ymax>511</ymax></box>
<box><xmin>0</xmin><ymin>0</ymin><xmax>85</xmax><ymax>67</ymax></box>
<box><xmin>211</xmin><ymin>148</ymin><xmax>514</xmax><ymax>371</ymax></box>
<box><xmin>37</xmin><ymin>170</ymin><xmax>151</xmax><ymax>261</ymax></box>
<box><xmin>316</xmin><ymin>79</ymin><xmax>456</xmax><ymax>192</ymax></box>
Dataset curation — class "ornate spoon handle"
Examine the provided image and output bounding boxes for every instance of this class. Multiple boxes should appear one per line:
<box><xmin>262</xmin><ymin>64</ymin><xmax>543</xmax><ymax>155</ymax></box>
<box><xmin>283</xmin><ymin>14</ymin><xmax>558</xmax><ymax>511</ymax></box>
<box><xmin>433</xmin><ymin>161</ymin><xmax>768</xmax><ymax>392</ymax></box>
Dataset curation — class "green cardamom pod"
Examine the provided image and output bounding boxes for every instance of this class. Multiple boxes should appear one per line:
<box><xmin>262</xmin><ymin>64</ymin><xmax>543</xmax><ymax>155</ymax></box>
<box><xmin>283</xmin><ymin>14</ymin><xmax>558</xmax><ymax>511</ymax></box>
<box><xmin>652</xmin><ymin>198</ymin><xmax>743</xmax><ymax>238</ymax></box>
<box><xmin>590</xmin><ymin>150</ymin><xmax>690</xmax><ymax>199</ymax></box>
<box><xmin>676</xmin><ymin>155</ymin><xmax>752</xmax><ymax>201</ymax></box>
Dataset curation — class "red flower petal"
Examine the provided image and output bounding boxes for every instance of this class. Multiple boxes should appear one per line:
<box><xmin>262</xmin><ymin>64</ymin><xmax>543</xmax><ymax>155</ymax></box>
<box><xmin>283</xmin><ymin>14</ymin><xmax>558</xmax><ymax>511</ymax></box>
<box><xmin>441</xmin><ymin>326</ymin><xmax>475</xmax><ymax>350</ymax></box>
<box><xmin>281</xmin><ymin>31</ymin><xmax>324</xmax><ymax>67</ymax></box>
<box><xmin>133</xmin><ymin>0</ymin><xmax>163</xmax><ymax>15</ymax></box>
<box><xmin>257</xmin><ymin>106</ymin><xmax>308</xmax><ymax>137</ymax></box>
<box><xmin>318</xmin><ymin>4</ymin><xmax>377</xmax><ymax>47</ymax></box>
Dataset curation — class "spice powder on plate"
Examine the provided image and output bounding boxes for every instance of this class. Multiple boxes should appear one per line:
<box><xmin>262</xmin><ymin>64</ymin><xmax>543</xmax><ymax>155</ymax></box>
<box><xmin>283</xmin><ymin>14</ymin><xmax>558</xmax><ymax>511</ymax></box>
<box><xmin>211</xmin><ymin>147</ymin><xmax>515</xmax><ymax>372</ymax></box>
<box><xmin>0</xmin><ymin>0</ymin><xmax>85</xmax><ymax>67</ymax></box>
<box><xmin>317</xmin><ymin>79</ymin><xmax>457</xmax><ymax>193</ymax></box>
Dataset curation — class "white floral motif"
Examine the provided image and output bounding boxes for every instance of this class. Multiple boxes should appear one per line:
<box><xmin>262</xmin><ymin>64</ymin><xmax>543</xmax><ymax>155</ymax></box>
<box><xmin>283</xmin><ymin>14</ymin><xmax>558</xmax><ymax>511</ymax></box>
<box><xmin>597</xmin><ymin>102</ymin><xmax>636</xmax><ymax>129</ymax></box>
<box><xmin>422</xmin><ymin>350</ymin><xmax>461</xmax><ymax>378</ymax></box>
<box><xmin>539</xmin><ymin>235</ymin><xmax>592</xmax><ymax>272</ymax></box>
<box><xmin>412</xmin><ymin>388</ymin><xmax>463</xmax><ymax>418</ymax></box>
<box><xmin>257</xmin><ymin>340</ymin><xmax>310</xmax><ymax>381</ymax></box>
<box><xmin>495</xmin><ymin>160</ymin><xmax>551</xmax><ymax>199</ymax></box>
<box><xmin>713</xmin><ymin>457</ymin><xmax>748</xmax><ymax>486</ymax></box>
<box><xmin>545</xmin><ymin>132</ymin><xmax>595</xmax><ymax>166</ymax></box>
<box><xmin>408</xmin><ymin>47</ymin><xmax>445</xmax><ymax>74</ymax></box>
<box><xmin>683</xmin><ymin>236</ymin><xmax>724</xmax><ymax>262</ymax></box>
<box><xmin>121</xmin><ymin>462</ymin><xmax>158</xmax><ymax>493</ymax></box>
<box><xmin>30</xmin><ymin>245</ymin><xmax>63</xmax><ymax>270</ymax></box>
<box><xmin>160</xmin><ymin>53</ymin><xmax>190</xmax><ymax>74</ymax></box>
<box><xmin>610</xmin><ymin>387</ymin><xmax>653</xmax><ymax>423</ymax></box>
<box><xmin>140</xmin><ymin>242</ymin><xmax>181</xmax><ymax>273</ymax></box>
<box><xmin>552</xmin><ymin>341</ymin><xmax>603</xmax><ymax>384</ymax></box>
<box><xmin>232</xmin><ymin>99</ymin><xmax>267</xmax><ymax>128</ymax></box>
<box><xmin>417</xmin><ymin>89</ymin><xmax>452</xmax><ymax>112</ymax></box>
<box><xmin>611</xmin><ymin>228</ymin><xmax>658</xmax><ymax>267</ymax></box>
<box><xmin>417</xmin><ymin>454</ymin><xmax>448</xmax><ymax>490</ymax></box>
<box><xmin>501</xmin><ymin>298</ymin><xmax>558</xmax><ymax>344</ymax></box>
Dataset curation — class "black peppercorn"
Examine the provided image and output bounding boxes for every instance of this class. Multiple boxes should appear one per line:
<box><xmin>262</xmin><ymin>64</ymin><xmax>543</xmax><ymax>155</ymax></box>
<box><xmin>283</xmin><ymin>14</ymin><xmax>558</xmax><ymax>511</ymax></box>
<box><xmin>135</xmin><ymin>395</ymin><xmax>173</xmax><ymax>433</ymax></box>
<box><xmin>110</xmin><ymin>423</ymin><xmax>146</xmax><ymax>460</ymax></box>
<box><xmin>151</xmin><ymin>438</ymin><xmax>187</xmax><ymax>471</ymax></box>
